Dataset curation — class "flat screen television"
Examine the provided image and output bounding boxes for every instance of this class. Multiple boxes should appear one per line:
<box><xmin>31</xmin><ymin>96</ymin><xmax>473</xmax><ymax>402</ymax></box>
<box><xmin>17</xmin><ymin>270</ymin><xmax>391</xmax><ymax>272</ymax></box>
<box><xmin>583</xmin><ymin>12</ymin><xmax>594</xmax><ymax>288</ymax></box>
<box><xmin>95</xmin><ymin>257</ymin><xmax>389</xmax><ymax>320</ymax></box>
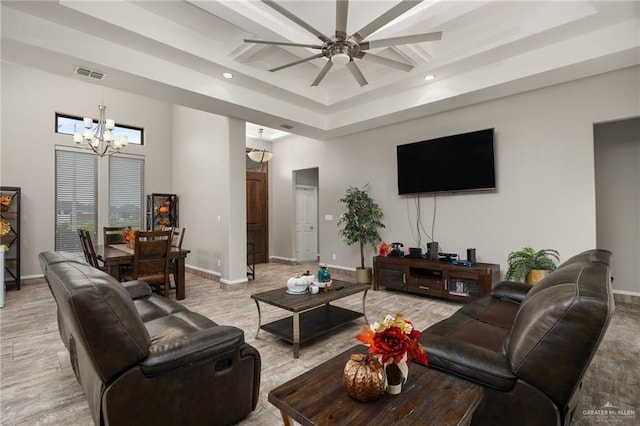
<box><xmin>396</xmin><ymin>128</ymin><xmax>495</xmax><ymax>194</ymax></box>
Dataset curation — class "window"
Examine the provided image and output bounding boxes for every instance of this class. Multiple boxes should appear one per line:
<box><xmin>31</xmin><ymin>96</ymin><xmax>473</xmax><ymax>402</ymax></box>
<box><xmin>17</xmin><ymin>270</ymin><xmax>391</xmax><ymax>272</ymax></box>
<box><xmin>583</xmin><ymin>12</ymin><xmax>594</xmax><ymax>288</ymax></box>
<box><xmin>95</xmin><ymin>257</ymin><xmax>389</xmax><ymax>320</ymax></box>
<box><xmin>109</xmin><ymin>156</ymin><xmax>144</xmax><ymax>229</ymax></box>
<box><xmin>55</xmin><ymin>149</ymin><xmax>98</xmax><ymax>252</ymax></box>
<box><xmin>55</xmin><ymin>113</ymin><xmax>144</xmax><ymax>145</ymax></box>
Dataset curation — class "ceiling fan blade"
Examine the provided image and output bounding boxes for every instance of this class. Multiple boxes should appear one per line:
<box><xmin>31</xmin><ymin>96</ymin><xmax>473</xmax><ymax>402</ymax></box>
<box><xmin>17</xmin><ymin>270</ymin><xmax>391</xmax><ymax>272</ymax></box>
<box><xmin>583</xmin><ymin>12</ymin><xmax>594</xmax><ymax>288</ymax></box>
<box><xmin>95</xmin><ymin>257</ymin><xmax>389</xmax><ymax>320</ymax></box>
<box><xmin>311</xmin><ymin>60</ymin><xmax>334</xmax><ymax>86</ymax></box>
<box><xmin>359</xmin><ymin>32</ymin><xmax>442</xmax><ymax>50</ymax></box>
<box><xmin>351</xmin><ymin>0</ymin><xmax>423</xmax><ymax>43</ymax></box>
<box><xmin>244</xmin><ymin>39</ymin><xmax>323</xmax><ymax>49</ymax></box>
<box><xmin>269</xmin><ymin>53</ymin><xmax>325</xmax><ymax>72</ymax></box>
<box><xmin>357</xmin><ymin>52</ymin><xmax>413</xmax><ymax>72</ymax></box>
<box><xmin>335</xmin><ymin>0</ymin><xmax>349</xmax><ymax>40</ymax></box>
<box><xmin>346</xmin><ymin>60</ymin><xmax>368</xmax><ymax>86</ymax></box>
<box><xmin>262</xmin><ymin>0</ymin><xmax>331</xmax><ymax>43</ymax></box>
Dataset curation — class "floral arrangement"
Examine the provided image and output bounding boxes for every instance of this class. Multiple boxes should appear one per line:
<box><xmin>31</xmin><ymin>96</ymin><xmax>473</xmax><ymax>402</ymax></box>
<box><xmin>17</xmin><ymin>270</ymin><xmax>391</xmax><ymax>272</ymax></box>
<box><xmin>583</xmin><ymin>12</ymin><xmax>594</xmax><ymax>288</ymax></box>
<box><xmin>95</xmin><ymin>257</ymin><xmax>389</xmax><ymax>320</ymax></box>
<box><xmin>378</xmin><ymin>241</ymin><xmax>391</xmax><ymax>257</ymax></box>
<box><xmin>356</xmin><ymin>313</ymin><xmax>428</xmax><ymax>383</ymax></box>
<box><xmin>121</xmin><ymin>227</ymin><xmax>137</xmax><ymax>244</ymax></box>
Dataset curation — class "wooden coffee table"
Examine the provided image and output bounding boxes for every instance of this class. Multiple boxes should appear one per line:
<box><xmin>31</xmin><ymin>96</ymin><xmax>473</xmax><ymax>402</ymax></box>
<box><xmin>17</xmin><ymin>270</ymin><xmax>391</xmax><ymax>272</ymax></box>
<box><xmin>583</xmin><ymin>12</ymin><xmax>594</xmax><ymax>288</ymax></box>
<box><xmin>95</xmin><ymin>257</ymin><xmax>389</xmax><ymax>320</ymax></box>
<box><xmin>269</xmin><ymin>345</ymin><xmax>483</xmax><ymax>425</ymax></box>
<box><xmin>251</xmin><ymin>280</ymin><xmax>368</xmax><ymax>358</ymax></box>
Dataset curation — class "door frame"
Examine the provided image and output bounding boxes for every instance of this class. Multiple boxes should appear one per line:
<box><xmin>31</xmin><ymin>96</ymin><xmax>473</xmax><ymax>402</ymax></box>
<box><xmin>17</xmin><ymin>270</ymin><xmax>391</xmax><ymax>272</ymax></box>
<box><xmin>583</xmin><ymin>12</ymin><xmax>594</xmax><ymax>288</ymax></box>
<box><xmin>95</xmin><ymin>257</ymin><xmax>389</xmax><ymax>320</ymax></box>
<box><xmin>246</xmin><ymin>149</ymin><xmax>269</xmax><ymax>264</ymax></box>
<box><xmin>294</xmin><ymin>184</ymin><xmax>318</xmax><ymax>263</ymax></box>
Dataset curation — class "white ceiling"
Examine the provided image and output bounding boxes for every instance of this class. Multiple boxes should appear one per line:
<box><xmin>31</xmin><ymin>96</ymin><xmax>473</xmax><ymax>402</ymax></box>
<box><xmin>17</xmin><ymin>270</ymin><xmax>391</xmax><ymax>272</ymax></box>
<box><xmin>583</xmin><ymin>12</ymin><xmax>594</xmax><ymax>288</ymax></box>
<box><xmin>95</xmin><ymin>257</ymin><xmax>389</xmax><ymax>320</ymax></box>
<box><xmin>1</xmin><ymin>1</ymin><xmax>638</xmax><ymax>140</ymax></box>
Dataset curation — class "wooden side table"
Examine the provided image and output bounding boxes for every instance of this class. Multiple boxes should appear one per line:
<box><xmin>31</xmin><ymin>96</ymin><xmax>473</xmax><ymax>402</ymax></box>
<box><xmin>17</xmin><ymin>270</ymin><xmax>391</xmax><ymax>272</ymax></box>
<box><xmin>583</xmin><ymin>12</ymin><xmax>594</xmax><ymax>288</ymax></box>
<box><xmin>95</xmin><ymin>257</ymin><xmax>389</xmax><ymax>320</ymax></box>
<box><xmin>269</xmin><ymin>345</ymin><xmax>483</xmax><ymax>425</ymax></box>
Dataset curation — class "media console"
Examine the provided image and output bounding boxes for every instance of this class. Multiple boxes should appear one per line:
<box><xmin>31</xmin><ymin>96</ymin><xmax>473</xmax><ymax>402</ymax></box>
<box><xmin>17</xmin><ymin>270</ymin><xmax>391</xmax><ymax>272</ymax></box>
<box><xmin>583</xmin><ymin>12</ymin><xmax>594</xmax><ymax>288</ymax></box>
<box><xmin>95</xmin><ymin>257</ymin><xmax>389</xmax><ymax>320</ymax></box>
<box><xmin>373</xmin><ymin>255</ymin><xmax>500</xmax><ymax>302</ymax></box>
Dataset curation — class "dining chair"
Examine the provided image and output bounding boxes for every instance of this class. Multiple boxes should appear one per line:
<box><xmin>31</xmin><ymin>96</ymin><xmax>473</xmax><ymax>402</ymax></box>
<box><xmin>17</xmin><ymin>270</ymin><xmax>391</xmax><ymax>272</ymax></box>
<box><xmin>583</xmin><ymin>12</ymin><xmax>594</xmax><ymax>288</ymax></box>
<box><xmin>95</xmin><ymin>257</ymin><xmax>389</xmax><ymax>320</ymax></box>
<box><xmin>103</xmin><ymin>226</ymin><xmax>126</xmax><ymax>245</ymax></box>
<box><xmin>78</xmin><ymin>229</ymin><xmax>105</xmax><ymax>270</ymax></box>
<box><xmin>125</xmin><ymin>230</ymin><xmax>172</xmax><ymax>297</ymax></box>
<box><xmin>163</xmin><ymin>226</ymin><xmax>186</xmax><ymax>289</ymax></box>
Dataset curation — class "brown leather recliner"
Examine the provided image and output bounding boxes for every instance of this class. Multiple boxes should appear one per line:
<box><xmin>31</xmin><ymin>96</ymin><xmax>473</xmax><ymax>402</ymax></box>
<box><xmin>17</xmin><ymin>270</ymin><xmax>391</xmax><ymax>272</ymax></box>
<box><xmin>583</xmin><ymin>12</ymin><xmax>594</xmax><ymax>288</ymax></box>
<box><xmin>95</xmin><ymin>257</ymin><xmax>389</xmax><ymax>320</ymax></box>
<box><xmin>420</xmin><ymin>249</ymin><xmax>614</xmax><ymax>426</ymax></box>
<box><xmin>39</xmin><ymin>251</ymin><xmax>261</xmax><ymax>426</ymax></box>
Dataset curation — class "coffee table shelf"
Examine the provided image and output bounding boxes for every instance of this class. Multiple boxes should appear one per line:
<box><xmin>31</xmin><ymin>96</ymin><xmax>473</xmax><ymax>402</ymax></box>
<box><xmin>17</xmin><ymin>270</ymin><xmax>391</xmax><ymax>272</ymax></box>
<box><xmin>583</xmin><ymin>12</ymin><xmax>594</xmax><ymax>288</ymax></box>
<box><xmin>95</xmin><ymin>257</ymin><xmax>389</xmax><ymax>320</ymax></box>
<box><xmin>261</xmin><ymin>305</ymin><xmax>363</xmax><ymax>344</ymax></box>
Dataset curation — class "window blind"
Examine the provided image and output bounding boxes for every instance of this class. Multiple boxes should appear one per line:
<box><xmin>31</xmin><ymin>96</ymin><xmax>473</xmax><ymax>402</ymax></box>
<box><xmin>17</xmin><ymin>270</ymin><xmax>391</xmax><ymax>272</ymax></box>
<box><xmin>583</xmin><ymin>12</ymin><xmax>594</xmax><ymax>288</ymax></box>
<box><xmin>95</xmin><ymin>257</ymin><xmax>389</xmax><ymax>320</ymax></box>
<box><xmin>55</xmin><ymin>149</ymin><xmax>98</xmax><ymax>252</ymax></box>
<box><xmin>109</xmin><ymin>156</ymin><xmax>144</xmax><ymax>229</ymax></box>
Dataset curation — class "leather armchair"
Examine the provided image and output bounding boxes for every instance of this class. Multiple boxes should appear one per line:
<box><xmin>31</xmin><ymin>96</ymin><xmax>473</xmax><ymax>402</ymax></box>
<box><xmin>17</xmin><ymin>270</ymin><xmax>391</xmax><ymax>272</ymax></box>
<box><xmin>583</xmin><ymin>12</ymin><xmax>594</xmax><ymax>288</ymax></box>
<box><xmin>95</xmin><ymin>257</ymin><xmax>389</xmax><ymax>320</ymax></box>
<box><xmin>420</xmin><ymin>249</ymin><xmax>614</xmax><ymax>426</ymax></box>
<box><xmin>39</xmin><ymin>251</ymin><xmax>260</xmax><ymax>426</ymax></box>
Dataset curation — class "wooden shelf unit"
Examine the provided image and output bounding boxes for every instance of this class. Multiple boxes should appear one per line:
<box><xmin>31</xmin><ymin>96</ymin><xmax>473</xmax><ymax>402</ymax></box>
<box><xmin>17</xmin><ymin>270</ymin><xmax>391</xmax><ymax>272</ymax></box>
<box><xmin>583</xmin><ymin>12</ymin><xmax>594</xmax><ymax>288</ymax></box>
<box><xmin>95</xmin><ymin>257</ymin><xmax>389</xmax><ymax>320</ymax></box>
<box><xmin>146</xmin><ymin>193</ymin><xmax>178</xmax><ymax>230</ymax></box>
<box><xmin>1</xmin><ymin>187</ymin><xmax>21</xmax><ymax>290</ymax></box>
<box><xmin>373</xmin><ymin>255</ymin><xmax>500</xmax><ymax>302</ymax></box>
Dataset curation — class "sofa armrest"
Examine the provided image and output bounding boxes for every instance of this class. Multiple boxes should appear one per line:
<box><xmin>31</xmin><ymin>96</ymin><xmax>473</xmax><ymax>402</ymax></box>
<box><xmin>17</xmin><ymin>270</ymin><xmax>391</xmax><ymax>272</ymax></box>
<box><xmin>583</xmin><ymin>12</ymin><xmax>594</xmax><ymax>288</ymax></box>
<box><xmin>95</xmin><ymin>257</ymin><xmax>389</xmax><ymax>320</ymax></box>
<box><xmin>421</xmin><ymin>334</ymin><xmax>517</xmax><ymax>391</ymax></box>
<box><xmin>140</xmin><ymin>326</ymin><xmax>247</xmax><ymax>375</ymax></box>
<box><xmin>121</xmin><ymin>280</ymin><xmax>152</xmax><ymax>300</ymax></box>
<box><xmin>491</xmin><ymin>281</ymin><xmax>532</xmax><ymax>303</ymax></box>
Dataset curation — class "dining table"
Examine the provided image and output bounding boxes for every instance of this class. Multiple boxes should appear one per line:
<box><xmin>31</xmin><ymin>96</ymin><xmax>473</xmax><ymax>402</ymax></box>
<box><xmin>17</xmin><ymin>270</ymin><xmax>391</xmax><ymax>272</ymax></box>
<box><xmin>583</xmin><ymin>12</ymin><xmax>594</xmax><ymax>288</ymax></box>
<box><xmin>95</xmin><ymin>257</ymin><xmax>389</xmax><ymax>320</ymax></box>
<box><xmin>96</xmin><ymin>244</ymin><xmax>191</xmax><ymax>300</ymax></box>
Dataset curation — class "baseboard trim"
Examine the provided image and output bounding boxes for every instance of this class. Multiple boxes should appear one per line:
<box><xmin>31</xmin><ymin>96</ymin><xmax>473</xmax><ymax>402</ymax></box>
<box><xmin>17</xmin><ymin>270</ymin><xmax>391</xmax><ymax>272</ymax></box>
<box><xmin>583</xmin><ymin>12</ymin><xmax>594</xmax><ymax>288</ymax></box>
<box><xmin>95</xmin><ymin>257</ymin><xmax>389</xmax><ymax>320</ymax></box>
<box><xmin>613</xmin><ymin>289</ymin><xmax>640</xmax><ymax>306</ymax></box>
<box><xmin>270</xmin><ymin>256</ymin><xmax>297</xmax><ymax>265</ymax></box>
<box><xmin>185</xmin><ymin>265</ymin><xmax>221</xmax><ymax>282</ymax></box>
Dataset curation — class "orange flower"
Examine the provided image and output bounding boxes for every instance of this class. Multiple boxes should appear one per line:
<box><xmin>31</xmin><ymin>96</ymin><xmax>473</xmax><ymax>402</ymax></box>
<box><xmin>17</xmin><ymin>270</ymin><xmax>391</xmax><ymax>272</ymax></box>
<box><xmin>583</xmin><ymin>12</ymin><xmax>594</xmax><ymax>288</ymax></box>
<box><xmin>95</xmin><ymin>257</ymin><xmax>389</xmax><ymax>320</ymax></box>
<box><xmin>0</xmin><ymin>196</ymin><xmax>11</xmax><ymax>207</ymax></box>
<box><xmin>355</xmin><ymin>313</ymin><xmax>428</xmax><ymax>366</ymax></box>
<box><xmin>378</xmin><ymin>241</ymin><xmax>391</xmax><ymax>257</ymax></box>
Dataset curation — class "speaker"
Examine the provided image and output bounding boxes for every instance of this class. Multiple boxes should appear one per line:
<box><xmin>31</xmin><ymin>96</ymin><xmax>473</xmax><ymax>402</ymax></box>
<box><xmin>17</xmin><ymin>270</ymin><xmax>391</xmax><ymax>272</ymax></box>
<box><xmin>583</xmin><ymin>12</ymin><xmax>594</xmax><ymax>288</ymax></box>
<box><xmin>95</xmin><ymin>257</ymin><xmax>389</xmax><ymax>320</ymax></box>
<box><xmin>427</xmin><ymin>242</ymin><xmax>439</xmax><ymax>260</ymax></box>
<box><xmin>466</xmin><ymin>248</ymin><xmax>477</xmax><ymax>263</ymax></box>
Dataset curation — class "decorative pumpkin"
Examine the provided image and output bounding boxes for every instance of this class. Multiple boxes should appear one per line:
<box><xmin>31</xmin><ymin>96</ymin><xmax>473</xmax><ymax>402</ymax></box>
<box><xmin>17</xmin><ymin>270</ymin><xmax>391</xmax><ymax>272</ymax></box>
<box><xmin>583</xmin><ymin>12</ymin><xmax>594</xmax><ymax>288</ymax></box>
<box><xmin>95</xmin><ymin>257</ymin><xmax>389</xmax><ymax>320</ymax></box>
<box><xmin>343</xmin><ymin>353</ymin><xmax>385</xmax><ymax>402</ymax></box>
<box><xmin>286</xmin><ymin>274</ymin><xmax>308</xmax><ymax>294</ymax></box>
<box><xmin>159</xmin><ymin>206</ymin><xmax>169</xmax><ymax>214</ymax></box>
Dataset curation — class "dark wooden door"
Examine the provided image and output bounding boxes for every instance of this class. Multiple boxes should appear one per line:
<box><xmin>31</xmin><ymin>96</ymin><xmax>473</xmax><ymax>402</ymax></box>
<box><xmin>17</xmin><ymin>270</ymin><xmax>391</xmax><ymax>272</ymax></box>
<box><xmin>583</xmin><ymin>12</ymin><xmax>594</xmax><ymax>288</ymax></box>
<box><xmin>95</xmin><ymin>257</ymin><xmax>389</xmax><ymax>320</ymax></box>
<box><xmin>247</xmin><ymin>171</ymin><xmax>268</xmax><ymax>264</ymax></box>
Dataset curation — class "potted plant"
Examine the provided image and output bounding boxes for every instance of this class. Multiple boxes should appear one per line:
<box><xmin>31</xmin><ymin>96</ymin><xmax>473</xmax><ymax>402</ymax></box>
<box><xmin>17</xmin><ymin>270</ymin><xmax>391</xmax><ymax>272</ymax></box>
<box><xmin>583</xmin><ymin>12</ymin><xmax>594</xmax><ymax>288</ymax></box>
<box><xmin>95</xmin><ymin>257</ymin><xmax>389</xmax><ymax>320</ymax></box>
<box><xmin>338</xmin><ymin>185</ymin><xmax>385</xmax><ymax>284</ymax></box>
<box><xmin>505</xmin><ymin>247</ymin><xmax>560</xmax><ymax>284</ymax></box>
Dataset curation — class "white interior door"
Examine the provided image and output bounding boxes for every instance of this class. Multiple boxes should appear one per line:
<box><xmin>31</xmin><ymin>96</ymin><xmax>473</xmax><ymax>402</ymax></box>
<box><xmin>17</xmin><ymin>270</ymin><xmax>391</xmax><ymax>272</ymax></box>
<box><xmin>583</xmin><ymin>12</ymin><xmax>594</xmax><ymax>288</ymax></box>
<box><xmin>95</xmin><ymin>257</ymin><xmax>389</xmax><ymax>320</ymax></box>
<box><xmin>295</xmin><ymin>186</ymin><xmax>318</xmax><ymax>262</ymax></box>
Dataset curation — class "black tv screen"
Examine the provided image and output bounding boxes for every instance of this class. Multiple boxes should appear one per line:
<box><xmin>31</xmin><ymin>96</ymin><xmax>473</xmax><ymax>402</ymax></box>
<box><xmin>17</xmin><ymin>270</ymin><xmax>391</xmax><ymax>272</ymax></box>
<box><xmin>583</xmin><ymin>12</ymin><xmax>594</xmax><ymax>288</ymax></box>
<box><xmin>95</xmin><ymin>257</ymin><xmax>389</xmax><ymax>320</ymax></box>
<box><xmin>397</xmin><ymin>128</ymin><xmax>495</xmax><ymax>194</ymax></box>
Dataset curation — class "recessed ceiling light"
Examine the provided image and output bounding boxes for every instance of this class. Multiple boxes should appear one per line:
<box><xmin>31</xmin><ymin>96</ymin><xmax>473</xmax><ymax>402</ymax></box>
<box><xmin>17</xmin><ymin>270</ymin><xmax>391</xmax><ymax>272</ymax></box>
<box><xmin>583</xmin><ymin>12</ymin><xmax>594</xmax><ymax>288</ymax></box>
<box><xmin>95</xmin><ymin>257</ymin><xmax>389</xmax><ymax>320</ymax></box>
<box><xmin>223</xmin><ymin>72</ymin><xmax>233</xmax><ymax>79</ymax></box>
<box><xmin>424</xmin><ymin>74</ymin><xmax>436</xmax><ymax>81</ymax></box>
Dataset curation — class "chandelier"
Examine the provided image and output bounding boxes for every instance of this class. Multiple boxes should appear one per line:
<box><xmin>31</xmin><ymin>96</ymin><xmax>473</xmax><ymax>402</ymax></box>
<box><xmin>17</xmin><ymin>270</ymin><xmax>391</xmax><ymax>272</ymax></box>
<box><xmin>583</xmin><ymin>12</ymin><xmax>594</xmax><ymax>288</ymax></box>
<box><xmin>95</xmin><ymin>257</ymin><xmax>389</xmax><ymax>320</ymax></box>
<box><xmin>247</xmin><ymin>128</ymin><xmax>273</xmax><ymax>163</ymax></box>
<box><xmin>73</xmin><ymin>104</ymin><xmax>128</xmax><ymax>157</ymax></box>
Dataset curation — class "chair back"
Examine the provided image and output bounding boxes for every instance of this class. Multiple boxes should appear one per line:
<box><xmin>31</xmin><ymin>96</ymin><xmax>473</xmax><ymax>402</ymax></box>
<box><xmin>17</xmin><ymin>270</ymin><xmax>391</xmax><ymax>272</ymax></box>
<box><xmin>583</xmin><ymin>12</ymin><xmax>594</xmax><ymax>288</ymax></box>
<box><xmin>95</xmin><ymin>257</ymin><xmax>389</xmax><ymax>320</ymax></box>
<box><xmin>132</xmin><ymin>230</ymin><xmax>171</xmax><ymax>297</ymax></box>
<box><xmin>163</xmin><ymin>226</ymin><xmax>186</xmax><ymax>249</ymax></box>
<box><xmin>78</xmin><ymin>229</ymin><xmax>101</xmax><ymax>269</ymax></box>
<box><xmin>104</xmin><ymin>226</ymin><xmax>126</xmax><ymax>245</ymax></box>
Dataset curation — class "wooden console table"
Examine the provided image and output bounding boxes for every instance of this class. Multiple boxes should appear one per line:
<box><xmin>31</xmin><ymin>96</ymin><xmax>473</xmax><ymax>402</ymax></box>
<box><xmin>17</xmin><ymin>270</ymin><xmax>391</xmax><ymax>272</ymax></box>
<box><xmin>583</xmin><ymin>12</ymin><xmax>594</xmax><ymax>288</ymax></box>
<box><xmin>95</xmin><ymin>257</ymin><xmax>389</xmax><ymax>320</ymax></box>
<box><xmin>269</xmin><ymin>344</ymin><xmax>483</xmax><ymax>425</ymax></box>
<box><xmin>374</xmin><ymin>255</ymin><xmax>500</xmax><ymax>302</ymax></box>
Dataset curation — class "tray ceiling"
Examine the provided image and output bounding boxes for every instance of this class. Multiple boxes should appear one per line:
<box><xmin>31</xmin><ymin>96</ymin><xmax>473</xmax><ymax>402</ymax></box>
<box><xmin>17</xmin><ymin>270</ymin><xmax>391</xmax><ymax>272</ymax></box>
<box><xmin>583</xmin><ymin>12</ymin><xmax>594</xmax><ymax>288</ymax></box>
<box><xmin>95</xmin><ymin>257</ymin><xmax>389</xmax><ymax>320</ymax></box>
<box><xmin>1</xmin><ymin>0</ymin><xmax>638</xmax><ymax>140</ymax></box>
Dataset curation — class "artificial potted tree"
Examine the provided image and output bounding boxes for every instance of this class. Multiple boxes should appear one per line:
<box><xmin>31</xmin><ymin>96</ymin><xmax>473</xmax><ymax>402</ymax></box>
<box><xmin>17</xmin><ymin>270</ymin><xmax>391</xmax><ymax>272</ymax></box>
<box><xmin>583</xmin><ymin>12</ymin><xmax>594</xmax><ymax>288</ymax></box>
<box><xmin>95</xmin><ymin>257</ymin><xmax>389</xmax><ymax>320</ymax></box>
<box><xmin>505</xmin><ymin>247</ymin><xmax>560</xmax><ymax>284</ymax></box>
<box><xmin>338</xmin><ymin>185</ymin><xmax>385</xmax><ymax>284</ymax></box>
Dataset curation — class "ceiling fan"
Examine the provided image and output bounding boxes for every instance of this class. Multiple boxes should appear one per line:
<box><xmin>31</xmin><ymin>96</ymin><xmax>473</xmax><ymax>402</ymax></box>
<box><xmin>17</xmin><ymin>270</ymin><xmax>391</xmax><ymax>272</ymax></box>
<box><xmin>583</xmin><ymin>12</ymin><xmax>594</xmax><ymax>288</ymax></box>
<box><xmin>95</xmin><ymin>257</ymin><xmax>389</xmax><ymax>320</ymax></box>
<box><xmin>244</xmin><ymin>0</ymin><xmax>442</xmax><ymax>87</ymax></box>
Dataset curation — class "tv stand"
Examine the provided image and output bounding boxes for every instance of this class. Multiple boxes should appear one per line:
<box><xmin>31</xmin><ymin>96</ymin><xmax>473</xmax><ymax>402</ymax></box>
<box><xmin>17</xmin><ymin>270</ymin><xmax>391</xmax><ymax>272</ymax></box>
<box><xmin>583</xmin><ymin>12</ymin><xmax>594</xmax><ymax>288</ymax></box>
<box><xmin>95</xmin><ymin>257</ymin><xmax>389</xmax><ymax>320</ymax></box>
<box><xmin>373</xmin><ymin>256</ymin><xmax>500</xmax><ymax>302</ymax></box>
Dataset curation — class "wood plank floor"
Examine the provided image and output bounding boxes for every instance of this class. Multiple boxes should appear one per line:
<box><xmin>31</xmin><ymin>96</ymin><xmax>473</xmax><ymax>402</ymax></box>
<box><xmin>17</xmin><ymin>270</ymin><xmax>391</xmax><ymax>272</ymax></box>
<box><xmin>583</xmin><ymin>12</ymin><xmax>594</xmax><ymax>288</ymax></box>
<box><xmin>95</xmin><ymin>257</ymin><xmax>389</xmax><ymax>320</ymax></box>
<box><xmin>1</xmin><ymin>262</ymin><xmax>638</xmax><ymax>425</ymax></box>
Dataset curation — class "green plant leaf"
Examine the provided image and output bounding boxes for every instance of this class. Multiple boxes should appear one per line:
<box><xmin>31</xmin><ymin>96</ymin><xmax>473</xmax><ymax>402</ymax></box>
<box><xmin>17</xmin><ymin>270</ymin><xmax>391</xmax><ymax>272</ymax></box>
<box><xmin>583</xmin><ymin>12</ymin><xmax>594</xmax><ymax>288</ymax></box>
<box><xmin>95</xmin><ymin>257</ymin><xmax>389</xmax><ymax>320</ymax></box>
<box><xmin>505</xmin><ymin>246</ymin><xmax>560</xmax><ymax>282</ymax></box>
<box><xmin>337</xmin><ymin>184</ymin><xmax>385</xmax><ymax>269</ymax></box>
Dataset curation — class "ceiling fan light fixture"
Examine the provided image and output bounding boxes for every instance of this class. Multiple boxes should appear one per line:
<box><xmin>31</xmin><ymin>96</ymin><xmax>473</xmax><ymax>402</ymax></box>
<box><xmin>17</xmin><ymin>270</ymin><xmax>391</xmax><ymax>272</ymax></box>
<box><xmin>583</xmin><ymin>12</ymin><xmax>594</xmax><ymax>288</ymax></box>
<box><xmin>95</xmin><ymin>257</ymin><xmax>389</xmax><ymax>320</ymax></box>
<box><xmin>331</xmin><ymin>53</ymin><xmax>351</xmax><ymax>66</ymax></box>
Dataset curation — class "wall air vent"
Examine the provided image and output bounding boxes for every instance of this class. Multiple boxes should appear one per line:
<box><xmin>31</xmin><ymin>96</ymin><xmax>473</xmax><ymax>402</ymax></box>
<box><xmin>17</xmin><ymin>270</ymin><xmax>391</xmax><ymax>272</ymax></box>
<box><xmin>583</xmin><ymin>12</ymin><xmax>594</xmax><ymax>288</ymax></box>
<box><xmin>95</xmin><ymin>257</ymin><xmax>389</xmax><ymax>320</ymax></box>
<box><xmin>280</xmin><ymin>124</ymin><xmax>293</xmax><ymax>130</ymax></box>
<box><xmin>75</xmin><ymin>66</ymin><xmax>105</xmax><ymax>80</ymax></box>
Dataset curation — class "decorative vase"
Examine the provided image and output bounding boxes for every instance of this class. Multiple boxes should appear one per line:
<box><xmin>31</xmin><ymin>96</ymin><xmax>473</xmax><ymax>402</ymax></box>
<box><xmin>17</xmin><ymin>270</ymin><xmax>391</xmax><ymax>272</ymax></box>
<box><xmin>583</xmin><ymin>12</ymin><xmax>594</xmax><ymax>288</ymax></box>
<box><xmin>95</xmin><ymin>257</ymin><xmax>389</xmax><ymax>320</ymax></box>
<box><xmin>343</xmin><ymin>354</ymin><xmax>385</xmax><ymax>402</ymax></box>
<box><xmin>526</xmin><ymin>269</ymin><xmax>549</xmax><ymax>285</ymax></box>
<box><xmin>317</xmin><ymin>265</ymin><xmax>331</xmax><ymax>283</ymax></box>
<box><xmin>385</xmin><ymin>363</ymin><xmax>404</xmax><ymax>395</ymax></box>
<box><xmin>356</xmin><ymin>267</ymin><xmax>372</xmax><ymax>284</ymax></box>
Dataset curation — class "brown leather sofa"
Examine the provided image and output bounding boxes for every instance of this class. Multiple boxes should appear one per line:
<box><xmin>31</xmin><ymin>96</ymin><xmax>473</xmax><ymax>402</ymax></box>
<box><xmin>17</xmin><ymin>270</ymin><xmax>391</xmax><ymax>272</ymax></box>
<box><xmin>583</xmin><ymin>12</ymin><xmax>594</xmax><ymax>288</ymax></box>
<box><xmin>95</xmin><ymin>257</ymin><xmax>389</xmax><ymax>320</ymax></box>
<box><xmin>420</xmin><ymin>249</ymin><xmax>614</xmax><ymax>426</ymax></box>
<box><xmin>39</xmin><ymin>251</ymin><xmax>261</xmax><ymax>426</ymax></box>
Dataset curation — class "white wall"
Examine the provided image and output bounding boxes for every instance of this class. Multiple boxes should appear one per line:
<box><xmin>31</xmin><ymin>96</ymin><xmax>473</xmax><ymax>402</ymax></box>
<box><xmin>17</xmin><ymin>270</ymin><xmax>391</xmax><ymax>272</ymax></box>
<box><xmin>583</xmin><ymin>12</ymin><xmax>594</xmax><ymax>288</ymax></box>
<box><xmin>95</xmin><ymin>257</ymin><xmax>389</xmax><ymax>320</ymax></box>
<box><xmin>1</xmin><ymin>62</ymin><xmax>173</xmax><ymax>278</ymax></box>
<box><xmin>595</xmin><ymin>118</ymin><xmax>640</xmax><ymax>294</ymax></box>
<box><xmin>270</xmin><ymin>66</ymin><xmax>640</xmax><ymax>288</ymax></box>
<box><xmin>172</xmin><ymin>106</ymin><xmax>247</xmax><ymax>283</ymax></box>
